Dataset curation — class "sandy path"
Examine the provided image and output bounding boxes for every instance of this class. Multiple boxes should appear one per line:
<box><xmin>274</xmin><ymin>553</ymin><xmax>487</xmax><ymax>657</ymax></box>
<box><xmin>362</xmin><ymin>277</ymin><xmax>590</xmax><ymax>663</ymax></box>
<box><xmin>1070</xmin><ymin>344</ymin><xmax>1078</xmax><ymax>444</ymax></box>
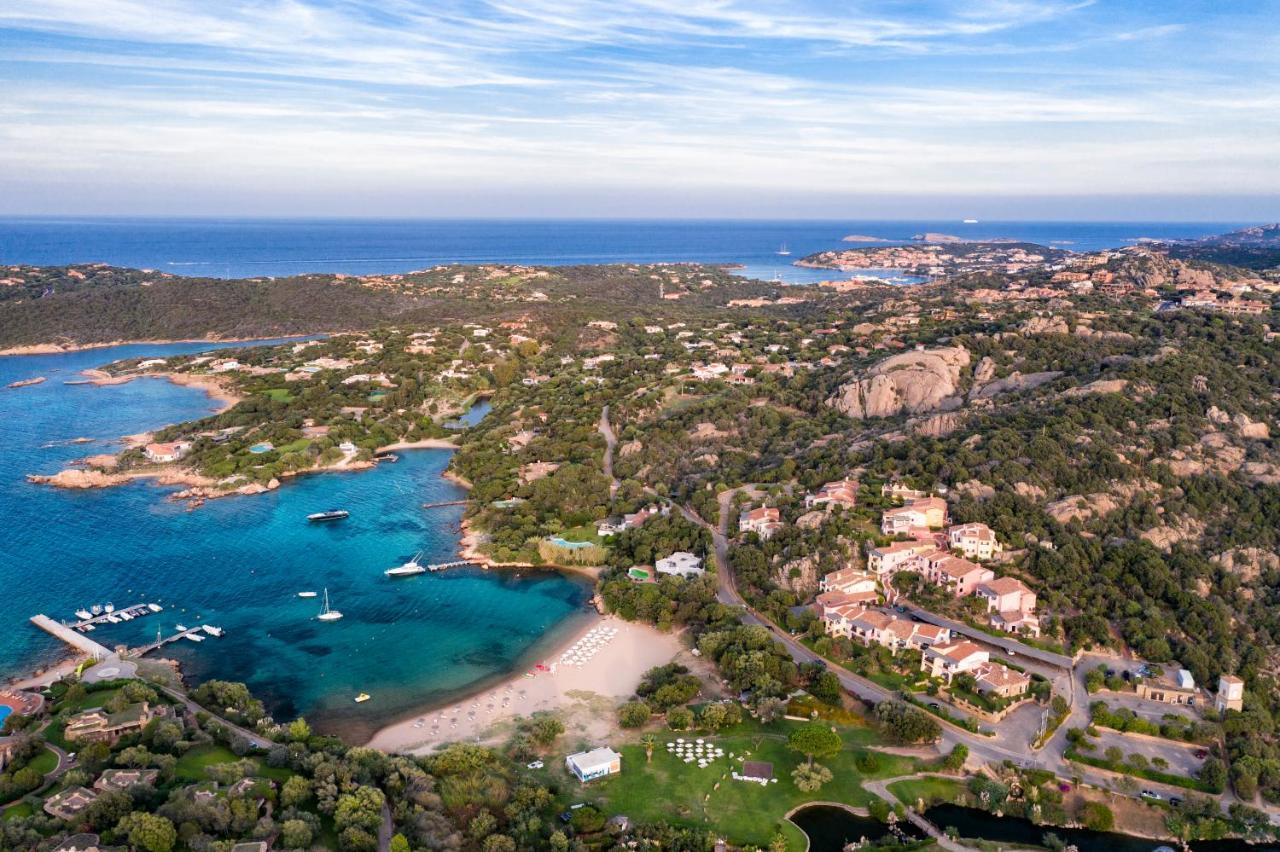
<box><xmin>367</xmin><ymin>617</ymin><xmax>685</xmax><ymax>753</ymax></box>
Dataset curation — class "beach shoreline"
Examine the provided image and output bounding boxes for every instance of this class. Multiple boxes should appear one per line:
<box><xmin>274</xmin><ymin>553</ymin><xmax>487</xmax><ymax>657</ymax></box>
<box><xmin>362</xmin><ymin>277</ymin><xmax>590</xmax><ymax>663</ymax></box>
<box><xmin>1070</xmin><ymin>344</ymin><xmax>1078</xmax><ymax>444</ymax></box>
<box><xmin>367</xmin><ymin>615</ymin><xmax>686</xmax><ymax>753</ymax></box>
<box><xmin>0</xmin><ymin>334</ymin><xmax>328</xmax><ymax>358</ymax></box>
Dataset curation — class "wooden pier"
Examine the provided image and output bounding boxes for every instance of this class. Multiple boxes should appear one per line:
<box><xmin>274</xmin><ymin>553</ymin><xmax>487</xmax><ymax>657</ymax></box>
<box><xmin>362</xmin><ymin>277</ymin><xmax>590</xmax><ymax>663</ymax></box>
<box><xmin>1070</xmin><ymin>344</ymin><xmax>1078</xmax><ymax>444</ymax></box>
<box><xmin>421</xmin><ymin>500</ymin><xmax>468</xmax><ymax>510</ymax></box>
<box><xmin>428</xmin><ymin>560</ymin><xmax>479</xmax><ymax>571</ymax></box>
<box><xmin>30</xmin><ymin>614</ymin><xmax>113</xmax><ymax>661</ymax></box>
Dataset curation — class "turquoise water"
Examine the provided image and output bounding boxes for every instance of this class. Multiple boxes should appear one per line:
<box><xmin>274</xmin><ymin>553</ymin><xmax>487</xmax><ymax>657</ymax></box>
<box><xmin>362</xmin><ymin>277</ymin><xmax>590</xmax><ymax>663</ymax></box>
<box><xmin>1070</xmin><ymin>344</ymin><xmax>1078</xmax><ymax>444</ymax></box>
<box><xmin>0</xmin><ymin>706</ymin><xmax>12</xmax><ymax>727</ymax></box>
<box><xmin>0</xmin><ymin>342</ymin><xmax>592</xmax><ymax>741</ymax></box>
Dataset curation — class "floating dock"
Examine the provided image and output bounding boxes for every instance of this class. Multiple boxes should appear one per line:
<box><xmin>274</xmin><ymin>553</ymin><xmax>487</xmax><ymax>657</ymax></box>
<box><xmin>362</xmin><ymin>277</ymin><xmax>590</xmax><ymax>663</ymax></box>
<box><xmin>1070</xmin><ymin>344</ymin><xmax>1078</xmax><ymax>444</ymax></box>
<box><xmin>30</xmin><ymin>614</ymin><xmax>113</xmax><ymax>661</ymax></box>
<box><xmin>69</xmin><ymin>603</ymin><xmax>160</xmax><ymax>631</ymax></box>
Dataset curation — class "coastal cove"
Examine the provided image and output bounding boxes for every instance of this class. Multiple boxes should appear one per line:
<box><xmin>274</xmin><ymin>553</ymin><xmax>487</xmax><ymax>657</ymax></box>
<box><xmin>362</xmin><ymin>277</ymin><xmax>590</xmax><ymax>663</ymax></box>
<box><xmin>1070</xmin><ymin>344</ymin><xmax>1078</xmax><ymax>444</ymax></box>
<box><xmin>0</xmin><ymin>341</ymin><xmax>593</xmax><ymax>742</ymax></box>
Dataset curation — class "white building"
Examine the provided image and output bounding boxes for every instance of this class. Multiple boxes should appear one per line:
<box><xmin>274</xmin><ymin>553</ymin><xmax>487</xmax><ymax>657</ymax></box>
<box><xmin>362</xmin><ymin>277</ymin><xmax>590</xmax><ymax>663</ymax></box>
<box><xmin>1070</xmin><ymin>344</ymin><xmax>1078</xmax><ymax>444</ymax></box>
<box><xmin>566</xmin><ymin>747</ymin><xmax>621</xmax><ymax>782</ymax></box>
<box><xmin>656</xmin><ymin>552</ymin><xmax>703</xmax><ymax>578</ymax></box>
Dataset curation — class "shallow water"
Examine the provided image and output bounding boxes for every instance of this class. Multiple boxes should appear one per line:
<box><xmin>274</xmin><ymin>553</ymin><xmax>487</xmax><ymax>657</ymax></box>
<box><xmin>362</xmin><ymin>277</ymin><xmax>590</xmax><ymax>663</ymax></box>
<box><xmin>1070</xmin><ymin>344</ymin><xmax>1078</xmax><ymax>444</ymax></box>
<box><xmin>0</xmin><ymin>342</ymin><xmax>591</xmax><ymax>740</ymax></box>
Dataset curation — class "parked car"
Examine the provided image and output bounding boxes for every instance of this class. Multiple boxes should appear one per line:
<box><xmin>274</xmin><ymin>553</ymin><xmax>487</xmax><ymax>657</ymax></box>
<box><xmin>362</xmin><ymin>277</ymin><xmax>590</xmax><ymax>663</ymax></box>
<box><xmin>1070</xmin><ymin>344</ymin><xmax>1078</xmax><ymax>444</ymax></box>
<box><xmin>1170</xmin><ymin>797</ymin><xmax>1183</xmax><ymax>807</ymax></box>
<box><xmin>1140</xmin><ymin>789</ymin><xmax>1162</xmax><ymax>800</ymax></box>
<box><xmin>1193</xmin><ymin>749</ymin><xmax>1209</xmax><ymax>759</ymax></box>
<box><xmin>527</xmin><ymin>760</ymin><xmax>544</xmax><ymax>769</ymax></box>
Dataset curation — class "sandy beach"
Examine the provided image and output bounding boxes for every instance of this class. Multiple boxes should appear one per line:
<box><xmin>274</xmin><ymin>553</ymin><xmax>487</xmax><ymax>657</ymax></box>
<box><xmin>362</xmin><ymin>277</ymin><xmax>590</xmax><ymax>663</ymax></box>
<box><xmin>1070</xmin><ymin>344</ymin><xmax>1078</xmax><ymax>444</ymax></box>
<box><xmin>367</xmin><ymin>616</ymin><xmax>688</xmax><ymax>754</ymax></box>
<box><xmin>377</xmin><ymin>437</ymin><xmax>459</xmax><ymax>451</ymax></box>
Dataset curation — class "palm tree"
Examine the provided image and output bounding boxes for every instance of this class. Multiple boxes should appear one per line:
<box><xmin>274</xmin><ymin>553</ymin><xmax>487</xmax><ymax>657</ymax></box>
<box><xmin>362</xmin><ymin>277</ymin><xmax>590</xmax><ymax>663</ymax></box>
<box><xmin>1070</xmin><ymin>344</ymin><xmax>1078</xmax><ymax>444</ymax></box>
<box><xmin>641</xmin><ymin>734</ymin><xmax>657</xmax><ymax>763</ymax></box>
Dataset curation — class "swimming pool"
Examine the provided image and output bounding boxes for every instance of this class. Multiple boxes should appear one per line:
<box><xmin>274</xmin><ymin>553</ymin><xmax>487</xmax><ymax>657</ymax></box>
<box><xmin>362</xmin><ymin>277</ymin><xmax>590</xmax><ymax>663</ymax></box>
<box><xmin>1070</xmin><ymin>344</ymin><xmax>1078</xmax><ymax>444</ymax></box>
<box><xmin>547</xmin><ymin>536</ymin><xmax>593</xmax><ymax>550</ymax></box>
<box><xmin>0</xmin><ymin>705</ymin><xmax>13</xmax><ymax>729</ymax></box>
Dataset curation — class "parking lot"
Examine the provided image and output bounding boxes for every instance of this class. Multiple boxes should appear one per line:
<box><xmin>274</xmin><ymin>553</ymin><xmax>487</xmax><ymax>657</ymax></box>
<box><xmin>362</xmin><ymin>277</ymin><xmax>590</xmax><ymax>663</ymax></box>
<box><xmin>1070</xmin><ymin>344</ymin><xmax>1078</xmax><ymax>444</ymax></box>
<box><xmin>1089</xmin><ymin>728</ymin><xmax>1206</xmax><ymax>778</ymax></box>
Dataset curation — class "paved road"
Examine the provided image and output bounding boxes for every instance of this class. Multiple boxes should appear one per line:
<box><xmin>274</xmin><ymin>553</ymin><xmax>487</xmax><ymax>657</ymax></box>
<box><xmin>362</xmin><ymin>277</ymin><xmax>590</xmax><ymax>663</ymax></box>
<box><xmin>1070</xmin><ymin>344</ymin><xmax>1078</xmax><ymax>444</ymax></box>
<box><xmin>157</xmin><ymin>684</ymin><xmax>264</xmax><ymax>748</ymax></box>
<box><xmin>898</xmin><ymin>604</ymin><xmax>1072</xmax><ymax>670</ymax></box>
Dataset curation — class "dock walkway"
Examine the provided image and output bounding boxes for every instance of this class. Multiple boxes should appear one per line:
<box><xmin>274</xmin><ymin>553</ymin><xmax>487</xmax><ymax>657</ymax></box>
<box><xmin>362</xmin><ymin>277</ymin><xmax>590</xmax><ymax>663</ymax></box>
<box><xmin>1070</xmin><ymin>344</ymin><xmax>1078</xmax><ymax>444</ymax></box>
<box><xmin>30</xmin><ymin>615</ymin><xmax>113</xmax><ymax>661</ymax></box>
<box><xmin>428</xmin><ymin>560</ymin><xmax>478</xmax><ymax>571</ymax></box>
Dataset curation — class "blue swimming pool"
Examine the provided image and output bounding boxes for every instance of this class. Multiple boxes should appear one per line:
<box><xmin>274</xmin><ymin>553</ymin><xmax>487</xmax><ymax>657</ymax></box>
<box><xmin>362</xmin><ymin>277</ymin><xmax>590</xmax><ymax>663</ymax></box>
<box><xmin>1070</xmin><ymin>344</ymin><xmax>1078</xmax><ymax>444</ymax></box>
<box><xmin>548</xmin><ymin>537</ymin><xmax>593</xmax><ymax>550</ymax></box>
<box><xmin>0</xmin><ymin>705</ymin><xmax>14</xmax><ymax>729</ymax></box>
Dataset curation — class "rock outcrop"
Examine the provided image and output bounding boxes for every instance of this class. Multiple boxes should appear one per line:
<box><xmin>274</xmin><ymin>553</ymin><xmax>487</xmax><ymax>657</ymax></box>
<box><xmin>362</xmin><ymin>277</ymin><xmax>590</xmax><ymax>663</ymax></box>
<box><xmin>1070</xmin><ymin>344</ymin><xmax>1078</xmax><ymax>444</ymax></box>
<box><xmin>970</xmin><ymin>370</ymin><xmax>1064</xmax><ymax>401</ymax></box>
<box><xmin>829</xmin><ymin>346</ymin><xmax>969</xmax><ymax>419</ymax></box>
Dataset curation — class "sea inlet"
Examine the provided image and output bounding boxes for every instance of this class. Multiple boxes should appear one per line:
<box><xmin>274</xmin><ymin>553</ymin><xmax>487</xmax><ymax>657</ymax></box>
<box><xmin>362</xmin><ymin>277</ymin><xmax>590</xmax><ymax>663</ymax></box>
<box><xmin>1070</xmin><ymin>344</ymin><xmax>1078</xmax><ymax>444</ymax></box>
<box><xmin>0</xmin><ymin>341</ymin><xmax>592</xmax><ymax>742</ymax></box>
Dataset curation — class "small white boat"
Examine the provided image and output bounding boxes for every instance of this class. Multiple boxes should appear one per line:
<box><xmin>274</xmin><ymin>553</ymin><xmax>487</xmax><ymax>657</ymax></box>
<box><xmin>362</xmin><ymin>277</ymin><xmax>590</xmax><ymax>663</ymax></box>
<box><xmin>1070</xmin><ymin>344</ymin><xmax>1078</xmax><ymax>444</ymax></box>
<box><xmin>317</xmin><ymin>588</ymin><xmax>343</xmax><ymax>622</ymax></box>
<box><xmin>776</xmin><ymin>242</ymin><xmax>791</xmax><ymax>256</ymax></box>
<box><xmin>386</xmin><ymin>552</ymin><xmax>427</xmax><ymax>578</ymax></box>
<box><xmin>91</xmin><ymin>605</ymin><xmax>103</xmax><ymax>615</ymax></box>
<box><xmin>354</xmin><ymin>693</ymin><xmax>370</xmax><ymax>703</ymax></box>
<box><xmin>119</xmin><ymin>612</ymin><xmax>133</xmax><ymax>621</ymax></box>
<box><xmin>75</xmin><ymin>609</ymin><xmax>92</xmax><ymax>621</ymax></box>
<box><xmin>105</xmin><ymin>615</ymin><xmax>121</xmax><ymax>624</ymax></box>
<box><xmin>175</xmin><ymin>623</ymin><xmax>188</xmax><ymax>632</ymax></box>
<box><xmin>202</xmin><ymin>625</ymin><xmax>224</xmax><ymax>638</ymax></box>
<box><xmin>81</xmin><ymin>624</ymin><xmax>95</xmax><ymax>632</ymax></box>
<box><xmin>104</xmin><ymin>603</ymin><xmax>115</xmax><ymax>613</ymax></box>
<box><xmin>297</xmin><ymin>591</ymin><xmax>318</xmax><ymax>599</ymax></box>
<box><xmin>185</xmin><ymin>633</ymin><xmax>205</xmax><ymax>643</ymax></box>
<box><xmin>148</xmin><ymin>603</ymin><xmax>163</xmax><ymax>613</ymax></box>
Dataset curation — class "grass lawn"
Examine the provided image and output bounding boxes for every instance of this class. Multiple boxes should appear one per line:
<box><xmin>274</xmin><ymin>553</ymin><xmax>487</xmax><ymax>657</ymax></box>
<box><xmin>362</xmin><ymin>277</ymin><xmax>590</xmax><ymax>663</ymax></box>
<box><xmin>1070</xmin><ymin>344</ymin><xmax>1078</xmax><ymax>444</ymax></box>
<box><xmin>887</xmin><ymin>776</ymin><xmax>967</xmax><ymax>808</ymax></box>
<box><xmin>264</xmin><ymin>388</ymin><xmax>294</xmax><ymax>403</ymax></box>
<box><xmin>557</xmin><ymin>524</ymin><xmax>605</xmax><ymax>545</ymax></box>
<box><xmin>584</xmin><ymin>718</ymin><xmax>918</xmax><ymax>849</ymax></box>
<box><xmin>59</xmin><ymin>687</ymin><xmax>121</xmax><ymax>713</ymax></box>
<box><xmin>175</xmin><ymin>744</ymin><xmax>240</xmax><ymax>782</ymax></box>
<box><xmin>27</xmin><ymin>747</ymin><xmax>58</xmax><ymax>776</ymax></box>
<box><xmin>43</xmin><ymin>721</ymin><xmax>72</xmax><ymax>752</ymax></box>
<box><xmin>1</xmin><ymin>802</ymin><xmax>33</xmax><ymax>822</ymax></box>
<box><xmin>174</xmin><ymin>743</ymin><xmax>293</xmax><ymax>784</ymax></box>
<box><xmin>277</xmin><ymin>437</ymin><xmax>312</xmax><ymax>454</ymax></box>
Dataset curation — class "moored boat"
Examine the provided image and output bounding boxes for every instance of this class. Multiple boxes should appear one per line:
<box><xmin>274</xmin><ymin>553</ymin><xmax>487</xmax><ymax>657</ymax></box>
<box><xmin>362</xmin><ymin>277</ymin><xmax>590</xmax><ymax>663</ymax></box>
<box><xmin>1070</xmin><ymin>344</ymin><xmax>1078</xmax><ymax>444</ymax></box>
<box><xmin>201</xmin><ymin>625</ymin><xmax>224</xmax><ymax>638</ymax></box>
<box><xmin>297</xmin><ymin>591</ymin><xmax>318</xmax><ymax>598</ymax></box>
<box><xmin>385</xmin><ymin>552</ymin><xmax>427</xmax><ymax>577</ymax></box>
<box><xmin>148</xmin><ymin>603</ymin><xmax>163</xmax><ymax>613</ymax></box>
<box><xmin>317</xmin><ymin>588</ymin><xmax>343</xmax><ymax>621</ymax></box>
<box><xmin>307</xmin><ymin>509</ymin><xmax>350</xmax><ymax>523</ymax></box>
<box><xmin>75</xmin><ymin>609</ymin><xmax>92</xmax><ymax>621</ymax></box>
<box><xmin>354</xmin><ymin>693</ymin><xmax>371</xmax><ymax>703</ymax></box>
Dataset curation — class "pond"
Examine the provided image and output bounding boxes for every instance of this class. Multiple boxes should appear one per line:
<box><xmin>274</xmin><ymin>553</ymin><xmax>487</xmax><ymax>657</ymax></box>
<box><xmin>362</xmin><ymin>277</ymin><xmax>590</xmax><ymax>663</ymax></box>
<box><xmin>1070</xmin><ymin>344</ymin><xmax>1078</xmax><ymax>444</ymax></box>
<box><xmin>924</xmin><ymin>804</ymin><xmax>1280</xmax><ymax>852</ymax></box>
<box><xmin>443</xmin><ymin>398</ymin><xmax>492</xmax><ymax>429</ymax></box>
<box><xmin>788</xmin><ymin>805</ymin><xmax>924</xmax><ymax>851</ymax></box>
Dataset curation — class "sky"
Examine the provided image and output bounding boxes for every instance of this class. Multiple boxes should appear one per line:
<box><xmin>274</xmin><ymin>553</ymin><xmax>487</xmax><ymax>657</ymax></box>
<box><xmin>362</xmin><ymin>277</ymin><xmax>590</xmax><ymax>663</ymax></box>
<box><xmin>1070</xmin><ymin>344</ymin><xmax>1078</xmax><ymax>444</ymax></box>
<box><xmin>1</xmin><ymin>0</ymin><xmax>1278</xmax><ymax>219</ymax></box>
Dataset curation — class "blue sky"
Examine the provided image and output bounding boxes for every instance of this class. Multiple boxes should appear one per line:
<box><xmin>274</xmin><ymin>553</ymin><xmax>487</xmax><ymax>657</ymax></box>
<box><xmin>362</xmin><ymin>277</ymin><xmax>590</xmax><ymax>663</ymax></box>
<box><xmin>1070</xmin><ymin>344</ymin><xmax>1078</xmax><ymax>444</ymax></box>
<box><xmin>1</xmin><ymin>0</ymin><xmax>1277</xmax><ymax>218</ymax></box>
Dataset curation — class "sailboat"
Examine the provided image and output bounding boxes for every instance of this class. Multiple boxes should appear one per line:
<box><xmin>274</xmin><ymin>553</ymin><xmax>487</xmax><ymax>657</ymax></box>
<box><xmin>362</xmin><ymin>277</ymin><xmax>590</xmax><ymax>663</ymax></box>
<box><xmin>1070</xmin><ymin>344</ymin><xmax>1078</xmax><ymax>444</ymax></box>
<box><xmin>317</xmin><ymin>588</ymin><xmax>343</xmax><ymax>622</ymax></box>
<box><xmin>776</xmin><ymin>242</ymin><xmax>791</xmax><ymax>256</ymax></box>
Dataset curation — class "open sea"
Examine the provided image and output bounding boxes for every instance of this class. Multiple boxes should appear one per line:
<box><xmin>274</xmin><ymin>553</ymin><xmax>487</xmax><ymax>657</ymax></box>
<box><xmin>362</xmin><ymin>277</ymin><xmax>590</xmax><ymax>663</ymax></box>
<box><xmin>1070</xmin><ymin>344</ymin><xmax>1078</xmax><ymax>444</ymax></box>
<box><xmin>0</xmin><ymin>217</ymin><xmax>1247</xmax><ymax>284</ymax></box>
<box><xmin>0</xmin><ymin>217</ymin><xmax>1247</xmax><ymax>740</ymax></box>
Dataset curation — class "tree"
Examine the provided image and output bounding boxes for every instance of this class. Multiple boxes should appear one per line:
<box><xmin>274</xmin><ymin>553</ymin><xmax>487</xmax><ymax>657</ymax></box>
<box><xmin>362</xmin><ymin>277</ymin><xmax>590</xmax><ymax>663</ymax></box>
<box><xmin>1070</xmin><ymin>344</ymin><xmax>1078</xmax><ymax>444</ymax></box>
<box><xmin>787</xmin><ymin>722</ymin><xmax>842</xmax><ymax>768</ymax></box>
<box><xmin>281</xmin><ymin>819</ymin><xmax>313</xmax><ymax>850</ymax></box>
<box><xmin>618</xmin><ymin>701</ymin><xmax>651</xmax><ymax>728</ymax></box>
<box><xmin>874</xmin><ymin>701</ymin><xmax>940</xmax><ymax>744</ymax></box>
<box><xmin>334</xmin><ymin>786</ymin><xmax>386</xmax><ymax>835</ymax></box>
<box><xmin>281</xmin><ymin>775</ymin><xmax>312</xmax><ymax>808</ymax></box>
<box><xmin>287</xmin><ymin>717</ymin><xmax>312</xmax><ymax>742</ymax></box>
<box><xmin>699</xmin><ymin>703</ymin><xmax>729</xmax><ymax>732</ymax></box>
<box><xmin>1199</xmin><ymin>756</ymin><xmax>1227</xmax><ymax>792</ymax></box>
<box><xmin>116</xmin><ymin>812</ymin><xmax>177</xmax><ymax>852</ymax></box>
<box><xmin>791</xmin><ymin>763</ymin><xmax>833</xmax><ymax>792</ymax></box>
<box><xmin>1081</xmin><ymin>801</ymin><xmax>1114</xmax><ymax>831</ymax></box>
<box><xmin>528</xmin><ymin>715</ymin><xmax>564</xmax><ymax>746</ymax></box>
<box><xmin>942</xmin><ymin>743</ymin><xmax>969</xmax><ymax>771</ymax></box>
<box><xmin>666</xmin><ymin>706</ymin><xmax>694</xmax><ymax>730</ymax></box>
<box><xmin>641</xmin><ymin>734</ymin><xmax>657</xmax><ymax>763</ymax></box>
